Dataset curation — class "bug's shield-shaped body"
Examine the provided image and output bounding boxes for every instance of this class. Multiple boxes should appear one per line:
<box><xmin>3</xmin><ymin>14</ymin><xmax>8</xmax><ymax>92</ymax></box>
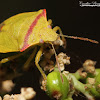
<box><xmin>0</xmin><ymin>9</ymin><xmax>57</xmax><ymax>53</ymax></box>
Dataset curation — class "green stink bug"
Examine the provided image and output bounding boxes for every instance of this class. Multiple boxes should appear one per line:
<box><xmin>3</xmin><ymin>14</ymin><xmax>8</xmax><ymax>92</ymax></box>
<box><xmin>0</xmin><ymin>9</ymin><xmax>98</xmax><ymax>80</ymax></box>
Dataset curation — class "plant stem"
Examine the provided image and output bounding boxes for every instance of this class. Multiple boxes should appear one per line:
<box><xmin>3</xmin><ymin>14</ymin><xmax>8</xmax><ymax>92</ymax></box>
<box><xmin>66</xmin><ymin>74</ymin><xmax>95</xmax><ymax>100</ymax></box>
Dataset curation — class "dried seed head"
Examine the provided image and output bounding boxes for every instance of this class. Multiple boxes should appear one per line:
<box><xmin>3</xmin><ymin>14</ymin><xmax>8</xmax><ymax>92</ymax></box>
<box><xmin>77</xmin><ymin>68</ymin><xmax>87</xmax><ymax>78</ymax></box>
<box><xmin>3</xmin><ymin>94</ymin><xmax>10</xmax><ymax>100</ymax></box>
<box><xmin>55</xmin><ymin>52</ymin><xmax>70</xmax><ymax>71</ymax></box>
<box><xmin>21</xmin><ymin>87</ymin><xmax>36</xmax><ymax>100</ymax></box>
<box><xmin>2</xmin><ymin>87</ymin><xmax>36</xmax><ymax>100</ymax></box>
<box><xmin>62</xmin><ymin>71</ymin><xmax>69</xmax><ymax>77</ymax></box>
<box><xmin>87</xmin><ymin>78</ymin><xmax>96</xmax><ymax>85</ymax></box>
<box><xmin>83</xmin><ymin>60</ymin><xmax>96</xmax><ymax>74</ymax></box>
<box><xmin>3</xmin><ymin>94</ymin><xmax>25</xmax><ymax>100</ymax></box>
<box><xmin>53</xmin><ymin>37</ymin><xmax>64</xmax><ymax>46</ymax></box>
<box><xmin>0</xmin><ymin>96</ymin><xmax>2</xmax><ymax>100</ymax></box>
<box><xmin>2</xmin><ymin>80</ymin><xmax>15</xmax><ymax>93</ymax></box>
<box><xmin>80</xmin><ymin>72</ymin><xmax>87</xmax><ymax>78</ymax></box>
<box><xmin>57</xmin><ymin>52</ymin><xmax>70</xmax><ymax>65</ymax></box>
<box><xmin>83</xmin><ymin>60</ymin><xmax>96</xmax><ymax>67</ymax></box>
<box><xmin>41</xmin><ymin>79</ymin><xmax>47</xmax><ymax>91</ymax></box>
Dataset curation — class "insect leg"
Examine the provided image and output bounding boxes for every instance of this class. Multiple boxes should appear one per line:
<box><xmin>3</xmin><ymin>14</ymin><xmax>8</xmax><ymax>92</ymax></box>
<box><xmin>53</xmin><ymin>26</ymin><xmax>66</xmax><ymax>48</ymax></box>
<box><xmin>48</xmin><ymin>19</ymin><xmax>64</xmax><ymax>38</ymax></box>
<box><xmin>53</xmin><ymin>26</ymin><xmax>64</xmax><ymax>39</ymax></box>
<box><xmin>0</xmin><ymin>52</ymin><xmax>24</xmax><ymax>65</ymax></box>
<box><xmin>47</xmin><ymin>19</ymin><xmax>52</xmax><ymax>28</ymax></box>
<box><xmin>23</xmin><ymin>46</ymin><xmax>37</xmax><ymax>70</ymax></box>
<box><xmin>0</xmin><ymin>48</ymin><xmax>31</xmax><ymax>65</ymax></box>
<box><xmin>35</xmin><ymin>46</ymin><xmax>47</xmax><ymax>80</ymax></box>
<box><xmin>47</xmin><ymin>20</ymin><xmax>66</xmax><ymax>47</ymax></box>
<box><xmin>48</xmin><ymin>19</ymin><xmax>52</xmax><ymax>25</ymax></box>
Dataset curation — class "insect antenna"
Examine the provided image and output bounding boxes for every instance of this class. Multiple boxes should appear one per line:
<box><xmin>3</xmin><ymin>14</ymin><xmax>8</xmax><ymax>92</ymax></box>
<box><xmin>59</xmin><ymin>34</ymin><xmax>99</xmax><ymax>44</ymax></box>
<box><xmin>50</xmin><ymin>42</ymin><xmax>64</xmax><ymax>83</ymax></box>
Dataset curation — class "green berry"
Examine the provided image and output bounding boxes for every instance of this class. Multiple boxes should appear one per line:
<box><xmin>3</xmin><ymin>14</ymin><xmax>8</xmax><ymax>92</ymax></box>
<box><xmin>46</xmin><ymin>71</ymin><xmax>69</xmax><ymax>100</ymax></box>
<box><xmin>95</xmin><ymin>73</ymin><xmax>100</xmax><ymax>94</ymax></box>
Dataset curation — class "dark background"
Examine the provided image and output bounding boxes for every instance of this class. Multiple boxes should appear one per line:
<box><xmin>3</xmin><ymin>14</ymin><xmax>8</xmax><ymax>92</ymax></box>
<box><xmin>0</xmin><ymin>0</ymin><xmax>100</xmax><ymax>100</ymax></box>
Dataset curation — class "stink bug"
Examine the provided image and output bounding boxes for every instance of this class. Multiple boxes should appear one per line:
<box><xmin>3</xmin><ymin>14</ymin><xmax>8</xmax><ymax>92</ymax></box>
<box><xmin>0</xmin><ymin>9</ymin><xmax>98</xmax><ymax>80</ymax></box>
